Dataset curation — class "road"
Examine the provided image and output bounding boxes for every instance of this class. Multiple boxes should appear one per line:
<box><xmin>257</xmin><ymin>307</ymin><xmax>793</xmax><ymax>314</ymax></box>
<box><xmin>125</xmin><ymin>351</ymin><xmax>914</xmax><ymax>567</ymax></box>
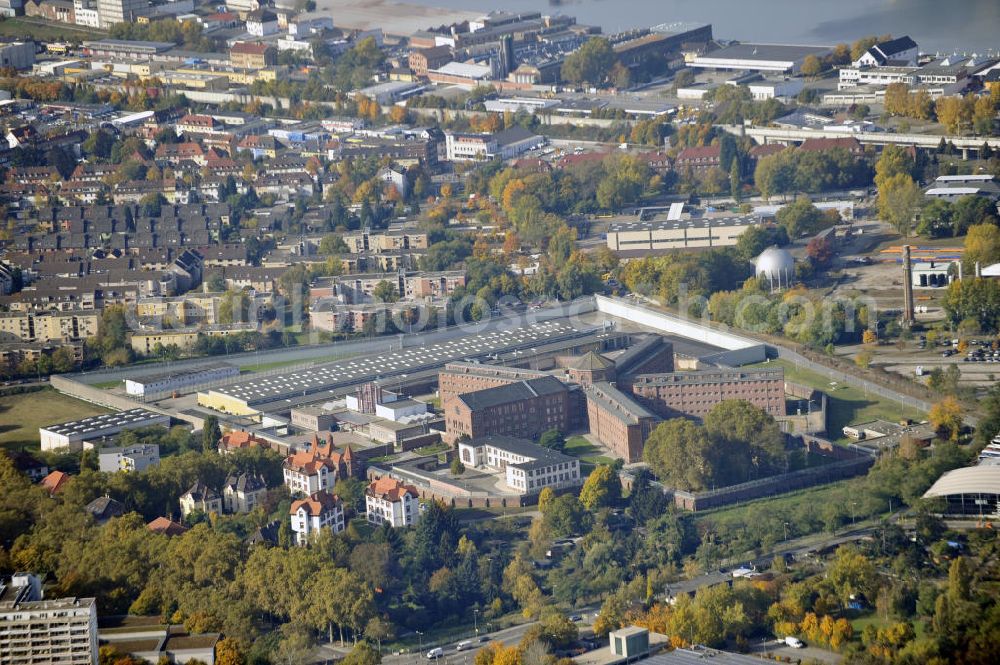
<box><xmin>312</xmin><ymin>612</ymin><xmax>598</xmax><ymax>665</ymax></box>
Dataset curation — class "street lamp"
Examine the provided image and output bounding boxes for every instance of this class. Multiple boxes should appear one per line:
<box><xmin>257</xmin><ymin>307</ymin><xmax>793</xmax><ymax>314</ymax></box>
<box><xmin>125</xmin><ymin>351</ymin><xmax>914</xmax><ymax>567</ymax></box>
<box><xmin>782</xmin><ymin>521</ymin><xmax>789</xmax><ymax>542</ymax></box>
<box><xmin>473</xmin><ymin>608</ymin><xmax>479</xmax><ymax>636</ymax></box>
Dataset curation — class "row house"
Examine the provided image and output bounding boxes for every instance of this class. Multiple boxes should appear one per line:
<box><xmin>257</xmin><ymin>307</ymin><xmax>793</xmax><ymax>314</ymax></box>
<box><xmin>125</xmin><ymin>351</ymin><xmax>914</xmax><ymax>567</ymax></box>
<box><xmin>155</xmin><ymin>142</ymin><xmax>207</xmax><ymax>167</ymax></box>
<box><xmin>254</xmin><ymin>173</ymin><xmax>315</xmax><ymax>201</ymax></box>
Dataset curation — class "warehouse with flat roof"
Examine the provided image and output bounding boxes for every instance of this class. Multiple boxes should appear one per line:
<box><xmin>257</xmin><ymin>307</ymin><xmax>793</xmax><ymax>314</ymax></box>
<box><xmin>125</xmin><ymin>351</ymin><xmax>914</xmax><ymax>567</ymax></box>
<box><xmin>691</xmin><ymin>43</ymin><xmax>832</xmax><ymax>74</ymax></box>
<box><xmin>39</xmin><ymin>408</ymin><xmax>170</xmax><ymax>451</ymax></box>
<box><xmin>605</xmin><ymin>216</ymin><xmax>757</xmax><ymax>255</ymax></box>
<box><xmin>198</xmin><ymin>321</ymin><xmax>604</xmax><ymax>416</ymax></box>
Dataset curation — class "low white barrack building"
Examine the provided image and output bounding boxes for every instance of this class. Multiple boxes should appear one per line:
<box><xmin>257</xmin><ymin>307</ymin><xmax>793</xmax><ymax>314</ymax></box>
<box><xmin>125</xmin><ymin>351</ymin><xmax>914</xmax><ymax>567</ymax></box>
<box><xmin>125</xmin><ymin>362</ymin><xmax>240</xmax><ymax>397</ymax></box>
<box><xmin>39</xmin><ymin>409</ymin><xmax>170</xmax><ymax>451</ymax></box>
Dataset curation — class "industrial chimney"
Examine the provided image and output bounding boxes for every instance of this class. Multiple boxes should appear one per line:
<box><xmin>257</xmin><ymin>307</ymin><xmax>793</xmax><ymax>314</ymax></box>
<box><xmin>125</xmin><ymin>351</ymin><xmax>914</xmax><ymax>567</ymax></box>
<box><xmin>902</xmin><ymin>245</ymin><xmax>915</xmax><ymax>326</ymax></box>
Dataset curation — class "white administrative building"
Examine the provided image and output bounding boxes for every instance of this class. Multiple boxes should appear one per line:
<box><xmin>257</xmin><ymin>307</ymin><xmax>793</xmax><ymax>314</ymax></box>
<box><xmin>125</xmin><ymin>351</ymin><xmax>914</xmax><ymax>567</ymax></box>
<box><xmin>458</xmin><ymin>435</ymin><xmax>581</xmax><ymax>495</ymax></box>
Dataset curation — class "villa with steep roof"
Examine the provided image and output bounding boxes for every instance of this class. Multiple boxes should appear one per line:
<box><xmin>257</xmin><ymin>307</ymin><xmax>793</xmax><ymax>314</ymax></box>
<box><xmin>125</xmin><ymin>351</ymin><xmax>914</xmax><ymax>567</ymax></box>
<box><xmin>282</xmin><ymin>434</ymin><xmax>360</xmax><ymax>496</ymax></box>
<box><xmin>223</xmin><ymin>473</ymin><xmax>267</xmax><ymax>513</ymax></box>
<box><xmin>179</xmin><ymin>480</ymin><xmax>223</xmax><ymax>518</ymax></box>
<box><xmin>365</xmin><ymin>477</ymin><xmax>420</xmax><ymax>527</ymax></box>
<box><xmin>290</xmin><ymin>490</ymin><xmax>345</xmax><ymax>545</ymax></box>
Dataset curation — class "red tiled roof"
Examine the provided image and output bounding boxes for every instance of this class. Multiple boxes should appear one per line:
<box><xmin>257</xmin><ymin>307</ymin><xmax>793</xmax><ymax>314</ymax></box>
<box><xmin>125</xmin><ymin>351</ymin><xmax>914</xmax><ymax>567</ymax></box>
<box><xmin>147</xmin><ymin>517</ymin><xmax>189</xmax><ymax>536</ymax></box>
<box><xmin>231</xmin><ymin>41</ymin><xmax>272</xmax><ymax>56</ymax></box>
<box><xmin>40</xmin><ymin>470</ymin><xmax>70</xmax><ymax>494</ymax></box>
<box><xmin>284</xmin><ymin>434</ymin><xmax>352</xmax><ymax>475</ymax></box>
<box><xmin>750</xmin><ymin>143</ymin><xmax>785</xmax><ymax>158</ymax></box>
<box><xmin>556</xmin><ymin>151</ymin><xmax>609</xmax><ymax>169</ymax></box>
<box><xmin>291</xmin><ymin>490</ymin><xmax>342</xmax><ymax>517</ymax></box>
<box><xmin>156</xmin><ymin>142</ymin><xmax>204</xmax><ymax>157</ymax></box>
<box><xmin>219</xmin><ymin>430</ymin><xmax>269</xmax><ymax>451</ymax></box>
<box><xmin>676</xmin><ymin>145</ymin><xmax>721</xmax><ymax>161</ymax></box>
<box><xmin>799</xmin><ymin>137</ymin><xmax>862</xmax><ymax>152</ymax></box>
<box><xmin>367</xmin><ymin>476</ymin><xmax>418</xmax><ymax>502</ymax></box>
<box><xmin>178</xmin><ymin>114</ymin><xmax>216</xmax><ymax>127</ymax></box>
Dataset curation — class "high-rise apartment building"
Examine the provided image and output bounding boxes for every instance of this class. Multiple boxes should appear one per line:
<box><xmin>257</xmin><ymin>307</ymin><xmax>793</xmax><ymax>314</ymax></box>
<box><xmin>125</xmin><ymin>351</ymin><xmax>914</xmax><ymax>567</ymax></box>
<box><xmin>0</xmin><ymin>573</ymin><xmax>98</xmax><ymax>665</ymax></box>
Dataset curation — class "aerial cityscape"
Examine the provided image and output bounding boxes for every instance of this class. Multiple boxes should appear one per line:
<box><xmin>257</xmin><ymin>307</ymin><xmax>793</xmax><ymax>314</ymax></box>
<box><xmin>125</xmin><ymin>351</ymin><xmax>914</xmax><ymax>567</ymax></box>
<box><xmin>0</xmin><ymin>0</ymin><xmax>998</xmax><ymax>664</ymax></box>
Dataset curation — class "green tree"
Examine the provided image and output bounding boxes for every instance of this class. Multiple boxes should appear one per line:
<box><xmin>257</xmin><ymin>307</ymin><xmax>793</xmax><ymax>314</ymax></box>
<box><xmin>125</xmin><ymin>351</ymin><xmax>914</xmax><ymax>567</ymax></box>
<box><xmin>642</xmin><ymin>419</ymin><xmax>716</xmax><ymax>491</ymax></box>
<box><xmin>542</xmin><ymin>494</ymin><xmax>589</xmax><ymax>537</ymax></box>
<box><xmin>942</xmin><ymin>277</ymin><xmax>1000</xmax><ymax>332</ymax></box>
<box><xmin>450</xmin><ymin>457</ymin><xmax>466</xmax><ymax>476</ymax></box>
<box><xmin>627</xmin><ymin>468</ymin><xmax>667</xmax><ymax>524</ymax></box>
<box><xmin>214</xmin><ymin>638</ymin><xmax>245</xmax><ymax>665</ymax></box>
<box><xmin>874</xmin><ymin>144</ymin><xmax>916</xmax><ymax>191</ymax></box>
<box><xmin>729</xmin><ymin>160</ymin><xmax>741</xmax><ymax>201</ymax></box>
<box><xmin>877</xmin><ymin>173</ymin><xmax>922</xmax><ymax>234</ymax></box>
<box><xmin>537</xmin><ymin>429</ymin><xmax>566</xmax><ymax>452</ymax></box>
<box><xmin>827</xmin><ymin>545</ymin><xmax>877</xmax><ymax>605</ymax></box>
<box><xmin>50</xmin><ymin>346</ymin><xmax>77</xmax><ymax>373</ymax></box>
<box><xmin>579</xmin><ymin>465</ymin><xmax>621</xmax><ymax>510</ymax></box>
<box><xmin>202</xmin><ymin>416</ymin><xmax>221</xmax><ymax>453</ymax></box>
<box><xmin>800</xmin><ymin>54</ymin><xmax>822</xmax><ymax>78</ymax></box>
<box><xmin>538</xmin><ymin>610</ymin><xmax>579</xmax><ymax>648</ymax></box>
<box><xmin>372</xmin><ymin>280</ymin><xmax>399</xmax><ymax>303</ymax></box>
<box><xmin>561</xmin><ymin>37</ymin><xmax>616</xmax><ymax>86</ymax></box>
<box><xmin>964</xmin><ymin>223</ymin><xmax>1000</xmax><ymax>270</ymax></box>
<box><xmin>703</xmin><ymin>400</ymin><xmax>787</xmax><ymax>478</ymax></box>
<box><xmin>776</xmin><ymin>198</ymin><xmax>826</xmax><ymax>238</ymax></box>
<box><xmin>319</xmin><ymin>234</ymin><xmax>349</xmax><ymax>255</ymax></box>
<box><xmin>341</xmin><ymin>641</ymin><xmax>381</xmax><ymax>665</ymax></box>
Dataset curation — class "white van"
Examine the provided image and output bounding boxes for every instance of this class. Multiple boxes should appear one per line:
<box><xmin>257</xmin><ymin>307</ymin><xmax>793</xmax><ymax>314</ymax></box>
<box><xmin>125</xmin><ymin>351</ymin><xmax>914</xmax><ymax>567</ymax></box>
<box><xmin>427</xmin><ymin>648</ymin><xmax>444</xmax><ymax>659</ymax></box>
<box><xmin>456</xmin><ymin>641</ymin><xmax>471</xmax><ymax>651</ymax></box>
<box><xmin>784</xmin><ymin>636</ymin><xmax>805</xmax><ymax>649</ymax></box>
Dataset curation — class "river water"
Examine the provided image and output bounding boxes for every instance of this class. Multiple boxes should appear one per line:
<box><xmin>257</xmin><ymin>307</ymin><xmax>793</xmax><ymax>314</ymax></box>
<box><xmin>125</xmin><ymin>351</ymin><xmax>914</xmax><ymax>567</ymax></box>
<box><xmin>405</xmin><ymin>0</ymin><xmax>999</xmax><ymax>56</ymax></box>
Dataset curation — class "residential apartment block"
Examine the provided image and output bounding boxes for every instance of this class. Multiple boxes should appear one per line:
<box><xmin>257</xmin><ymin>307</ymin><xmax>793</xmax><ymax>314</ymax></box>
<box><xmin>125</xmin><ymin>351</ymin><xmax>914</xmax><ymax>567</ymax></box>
<box><xmin>98</xmin><ymin>444</ymin><xmax>161</xmax><ymax>473</ymax></box>
<box><xmin>0</xmin><ymin>310</ymin><xmax>99</xmax><ymax>343</ymax></box>
<box><xmin>341</xmin><ymin>230</ymin><xmax>430</xmax><ymax>253</ymax></box>
<box><xmin>309</xmin><ymin>270</ymin><xmax>465</xmax><ymax>304</ymax></box>
<box><xmin>0</xmin><ymin>573</ymin><xmax>98</xmax><ymax>665</ymax></box>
